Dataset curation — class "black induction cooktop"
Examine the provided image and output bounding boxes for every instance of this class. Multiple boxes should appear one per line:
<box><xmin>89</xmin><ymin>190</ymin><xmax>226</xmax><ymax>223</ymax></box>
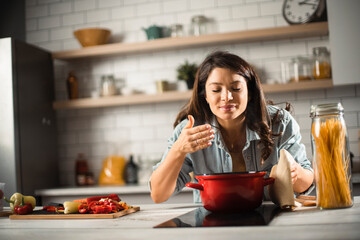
<box><xmin>154</xmin><ymin>203</ymin><xmax>281</xmax><ymax>228</ymax></box>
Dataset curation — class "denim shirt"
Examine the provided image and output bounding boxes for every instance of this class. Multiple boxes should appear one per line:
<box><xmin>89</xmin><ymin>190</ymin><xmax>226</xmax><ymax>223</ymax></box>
<box><xmin>152</xmin><ymin>105</ymin><xmax>313</xmax><ymax>203</ymax></box>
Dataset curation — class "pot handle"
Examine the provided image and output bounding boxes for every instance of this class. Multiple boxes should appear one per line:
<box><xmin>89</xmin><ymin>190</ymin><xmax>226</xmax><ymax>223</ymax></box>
<box><xmin>185</xmin><ymin>182</ymin><xmax>204</xmax><ymax>191</ymax></box>
<box><xmin>263</xmin><ymin>177</ymin><xmax>275</xmax><ymax>186</ymax></box>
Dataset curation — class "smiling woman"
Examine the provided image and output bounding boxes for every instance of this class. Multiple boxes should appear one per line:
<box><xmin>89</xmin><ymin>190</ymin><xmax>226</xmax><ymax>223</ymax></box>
<box><xmin>150</xmin><ymin>51</ymin><xmax>314</xmax><ymax>205</ymax></box>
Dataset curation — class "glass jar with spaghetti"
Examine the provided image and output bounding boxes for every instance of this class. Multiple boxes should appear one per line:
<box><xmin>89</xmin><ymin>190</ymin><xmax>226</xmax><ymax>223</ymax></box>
<box><xmin>310</xmin><ymin>103</ymin><xmax>353</xmax><ymax>209</ymax></box>
<box><xmin>312</xmin><ymin>47</ymin><xmax>331</xmax><ymax>79</ymax></box>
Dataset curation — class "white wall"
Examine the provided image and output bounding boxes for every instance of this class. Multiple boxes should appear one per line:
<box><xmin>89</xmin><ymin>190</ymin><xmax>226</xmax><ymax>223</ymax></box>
<box><xmin>25</xmin><ymin>0</ymin><xmax>360</xmax><ymax>186</ymax></box>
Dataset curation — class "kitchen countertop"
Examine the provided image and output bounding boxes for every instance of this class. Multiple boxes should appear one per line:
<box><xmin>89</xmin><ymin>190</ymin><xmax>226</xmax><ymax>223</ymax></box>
<box><xmin>0</xmin><ymin>197</ymin><xmax>359</xmax><ymax>240</ymax></box>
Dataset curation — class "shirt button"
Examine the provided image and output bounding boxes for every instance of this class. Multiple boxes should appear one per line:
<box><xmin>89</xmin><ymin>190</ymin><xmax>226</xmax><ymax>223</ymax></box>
<box><xmin>247</xmin><ymin>156</ymin><xmax>250</xmax><ymax>160</ymax></box>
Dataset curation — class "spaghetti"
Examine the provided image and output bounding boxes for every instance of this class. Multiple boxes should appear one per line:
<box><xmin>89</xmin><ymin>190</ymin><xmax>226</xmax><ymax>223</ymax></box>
<box><xmin>312</xmin><ymin>118</ymin><xmax>352</xmax><ymax>208</ymax></box>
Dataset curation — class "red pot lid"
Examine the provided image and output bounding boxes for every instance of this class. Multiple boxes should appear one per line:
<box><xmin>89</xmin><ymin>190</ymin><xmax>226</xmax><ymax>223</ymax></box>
<box><xmin>195</xmin><ymin>171</ymin><xmax>266</xmax><ymax>180</ymax></box>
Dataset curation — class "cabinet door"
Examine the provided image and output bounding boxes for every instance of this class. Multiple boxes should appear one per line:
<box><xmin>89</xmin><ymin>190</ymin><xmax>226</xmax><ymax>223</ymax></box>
<box><xmin>327</xmin><ymin>0</ymin><xmax>360</xmax><ymax>85</ymax></box>
<box><xmin>13</xmin><ymin>40</ymin><xmax>59</xmax><ymax>195</ymax></box>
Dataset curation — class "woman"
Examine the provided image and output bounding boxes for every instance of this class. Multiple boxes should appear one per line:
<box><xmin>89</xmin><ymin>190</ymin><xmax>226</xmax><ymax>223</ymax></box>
<box><xmin>150</xmin><ymin>51</ymin><xmax>314</xmax><ymax>203</ymax></box>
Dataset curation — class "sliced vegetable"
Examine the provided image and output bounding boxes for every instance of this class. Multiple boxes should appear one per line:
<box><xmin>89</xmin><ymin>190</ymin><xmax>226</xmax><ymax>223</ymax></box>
<box><xmin>74</xmin><ymin>194</ymin><xmax>121</xmax><ymax>204</ymax></box>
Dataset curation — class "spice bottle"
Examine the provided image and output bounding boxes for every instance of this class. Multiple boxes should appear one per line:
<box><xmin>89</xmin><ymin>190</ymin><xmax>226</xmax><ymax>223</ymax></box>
<box><xmin>67</xmin><ymin>71</ymin><xmax>78</xmax><ymax>99</ymax></box>
<box><xmin>310</xmin><ymin>103</ymin><xmax>353</xmax><ymax>209</ymax></box>
<box><xmin>125</xmin><ymin>155</ymin><xmax>138</xmax><ymax>184</ymax></box>
<box><xmin>75</xmin><ymin>153</ymin><xmax>88</xmax><ymax>186</ymax></box>
<box><xmin>312</xmin><ymin>47</ymin><xmax>331</xmax><ymax>79</ymax></box>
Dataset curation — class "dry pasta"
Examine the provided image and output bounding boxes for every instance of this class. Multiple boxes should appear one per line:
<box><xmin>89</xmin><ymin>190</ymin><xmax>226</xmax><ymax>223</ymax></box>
<box><xmin>312</xmin><ymin>118</ymin><xmax>352</xmax><ymax>208</ymax></box>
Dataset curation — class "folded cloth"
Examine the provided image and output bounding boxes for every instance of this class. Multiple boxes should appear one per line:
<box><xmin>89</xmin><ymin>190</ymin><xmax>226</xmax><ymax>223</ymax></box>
<box><xmin>268</xmin><ymin>149</ymin><xmax>295</xmax><ymax>209</ymax></box>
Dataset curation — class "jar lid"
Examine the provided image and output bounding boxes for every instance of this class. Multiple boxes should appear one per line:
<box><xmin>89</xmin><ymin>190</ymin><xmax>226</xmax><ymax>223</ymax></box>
<box><xmin>313</xmin><ymin>47</ymin><xmax>329</xmax><ymax>55</ymax></box>
<box><xmin>191</xmin><ymin>15</ymin><xmax>206</xmax><ymax>23</ymax></box>
<box><xmin>310</xmin><ymin>103</ymin><xmax>344</xmax><ymax>117</ymax></box>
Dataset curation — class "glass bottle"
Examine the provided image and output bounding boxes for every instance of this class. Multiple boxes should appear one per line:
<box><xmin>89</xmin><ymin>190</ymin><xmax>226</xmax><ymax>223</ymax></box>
<box><xmin>312</xmin><ymin>47</ymin><xmax>331</xmax><ymax>79</ymax></box>
<box><xmin>100</xmin><ymin>75</ymin><xmax>117</xmax><ymax>97</ymax></box>
<box><xmin>125</xmin><ymin>155</ymin><xmax>138</xmax><ymax>184</ymax></box>
<box><xmin>191</xmin><ymin>15</ymin><xmax>207</xmax><ymax>36</ymax></box>
<box><xmin>67</xmin><ymin>71</ymin><xmax>78</xmax><ymax>99</ymax></box>
<box><xmin>310</xmin><ymin>103</ymin><xmax>353</xmax><ymax>209</ymax></box>
<box><xmin>75</xmin><ymin>153</ymin><xmax>88</xmax><ymax>186</ymax></box>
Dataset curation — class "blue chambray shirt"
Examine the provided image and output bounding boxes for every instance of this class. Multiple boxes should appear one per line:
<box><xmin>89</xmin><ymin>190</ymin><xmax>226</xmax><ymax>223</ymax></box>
<box><xmin>152</xmin><ymin>105</ymin><xmax>313</xmax><ymax>203</ymax></box>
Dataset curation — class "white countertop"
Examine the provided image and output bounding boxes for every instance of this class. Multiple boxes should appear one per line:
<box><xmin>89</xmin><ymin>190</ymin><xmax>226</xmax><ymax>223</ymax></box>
<box><xmin>0</xmin><ymin>197</ymin><xmax>359</xmax><ymax>240</ymax></box>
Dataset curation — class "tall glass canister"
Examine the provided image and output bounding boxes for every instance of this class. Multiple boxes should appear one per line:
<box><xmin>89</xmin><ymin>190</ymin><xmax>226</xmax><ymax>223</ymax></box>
<box><xmin>310</xmin><ymin>103</ymin><xmax>353</xmax><ymax>209</ymax></box>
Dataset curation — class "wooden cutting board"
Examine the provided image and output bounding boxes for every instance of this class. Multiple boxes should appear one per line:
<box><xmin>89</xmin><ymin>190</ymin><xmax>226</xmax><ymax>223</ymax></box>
<box><xmin>9</xmin><ymin>206</ymin><xmax>140</xmax><ymax>220</ymax></box>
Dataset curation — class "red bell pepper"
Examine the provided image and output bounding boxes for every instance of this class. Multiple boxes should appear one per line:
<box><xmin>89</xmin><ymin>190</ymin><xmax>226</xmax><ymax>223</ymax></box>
<box><xmin>14</xmin><ymin>197</ymin><xmax>33</xmax><ymax>215</ymax></box>
<box><xmin>86</xmin><ymin>194</ymin><xmax>120</xmax><ymax>204</ymax></box>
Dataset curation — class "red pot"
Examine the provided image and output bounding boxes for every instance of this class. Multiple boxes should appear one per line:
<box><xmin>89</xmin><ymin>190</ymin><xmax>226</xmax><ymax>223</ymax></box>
<box><xmin>185</xmin><ymin>172</ymin><xmax>274</xmax><ymax>212</ymax></box>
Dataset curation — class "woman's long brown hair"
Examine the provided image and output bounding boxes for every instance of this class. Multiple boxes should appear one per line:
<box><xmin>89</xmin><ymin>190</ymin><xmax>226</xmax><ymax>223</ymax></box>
<box><xmin>174</xmin><ymin>51</ymin><xmax>276</xmax><ymax>161</ymax></box>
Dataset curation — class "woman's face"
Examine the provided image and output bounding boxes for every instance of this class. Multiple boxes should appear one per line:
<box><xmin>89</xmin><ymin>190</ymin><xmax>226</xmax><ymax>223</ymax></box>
<box><xmin>205</xmin><ymin>67</ymin><xmax>248</xmax><ymax>123</ymax></box>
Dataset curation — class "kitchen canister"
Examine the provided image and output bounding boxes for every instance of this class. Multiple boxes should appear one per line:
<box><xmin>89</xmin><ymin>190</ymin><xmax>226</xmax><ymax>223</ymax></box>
<box><xmin>310</xmin><ymin>103</ymin><xmax>353</xmax><ymax>209</ymax></box>
<box><xmin>312</xmin><ymin>47</ymin><xmax>331</xmax><ymax>80</ymax></box>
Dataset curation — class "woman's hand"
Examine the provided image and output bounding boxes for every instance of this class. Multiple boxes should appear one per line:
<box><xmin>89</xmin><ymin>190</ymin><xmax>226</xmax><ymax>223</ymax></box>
<box><xmin>290</xmin><ymin>161</ymin><xmax>300</xmax><ymax>184</ymax></box>
<box><xmin>173</xmin><ymin>115</ymin><xmax>214</xmax><ymax>154</ymax></box>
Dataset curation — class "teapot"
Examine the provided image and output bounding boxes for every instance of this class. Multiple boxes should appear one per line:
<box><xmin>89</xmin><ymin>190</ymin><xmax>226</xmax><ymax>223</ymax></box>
<box><xmin>143</xmin><ymin>25</ymin><xmax>162</xmax><ymax>40</ymax></box>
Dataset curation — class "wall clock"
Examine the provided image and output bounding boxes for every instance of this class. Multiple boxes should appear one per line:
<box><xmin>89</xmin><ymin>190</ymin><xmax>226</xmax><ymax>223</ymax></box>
<box><xmin>282</xmin><ymin>0</ymin><xmax>327</xmax><ymax>24</ymax></box>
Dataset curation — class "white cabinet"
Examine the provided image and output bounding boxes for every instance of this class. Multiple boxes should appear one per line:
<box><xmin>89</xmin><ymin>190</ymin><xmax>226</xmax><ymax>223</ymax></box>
<box><xmin>327</xmin><ymin>0</ymin><xmax>360</xmax><ymax>85</ymax></box>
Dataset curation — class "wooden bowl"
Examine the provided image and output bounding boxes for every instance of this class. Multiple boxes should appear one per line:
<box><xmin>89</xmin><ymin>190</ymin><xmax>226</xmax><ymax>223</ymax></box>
<box><xmin>74</xmin><ymin>28</ymin><xmax>111</xmax><ymax>47</ymax></box>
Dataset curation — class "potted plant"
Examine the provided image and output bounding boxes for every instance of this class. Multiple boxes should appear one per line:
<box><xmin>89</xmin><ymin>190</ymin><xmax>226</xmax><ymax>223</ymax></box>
<box><xmin>176</xmin><ymin>60</ymin><xmax>198</xmax><ymax>89</ymax></box>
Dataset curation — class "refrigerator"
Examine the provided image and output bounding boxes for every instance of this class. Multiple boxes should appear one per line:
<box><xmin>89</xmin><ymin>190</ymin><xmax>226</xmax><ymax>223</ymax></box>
<box><xmin>0</xmin><ymin>37</ymin><xmax>59</xmax><ymax>200</ymax></box>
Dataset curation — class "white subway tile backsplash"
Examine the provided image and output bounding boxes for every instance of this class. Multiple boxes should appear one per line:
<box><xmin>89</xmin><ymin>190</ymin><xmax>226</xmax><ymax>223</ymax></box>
<box><xmin>116</xmin><ymin>114</ymin><xmax>142</xmax><ymax>127</ymax></box>
<box><xmin>111</xmin><ymin>6</ymin><xmax>136</xmax><ymax>20</ymax></box>
<box><xmin>344</xmin><ymin>112</ymin><xmax>358</xmax><ymax>128</ymax></box>
<box><xmin>62</xmin><ymin>13</ymin><xmax>85</xmax><ymax>26</ymax></box>
<box><xmin>217</xmin><ymin>19</ymin><xmax>246</xmax><ymax>33</ymax></box>
<box><xmin>50</xmin><ymin>27</ymin><xmax>73</xmax><ymax>40</ymax></box>
<box><xmin>326</xmin><ymin>85</ymin><xmax>356</xmax><ymax>98</ymax></box>
<box><xmin>278</xmin><ymin>42</ymin><xmax>307</xmax><ymax>57</ymax></box>
<box><xmin>259</xmin><ymin>1</ymin><xmax>282</xmax><ymax>16</ymax></box>
<box><xmin>248</xmin><ymin>45</ymin><xmax>278</xmax><ymax>60</ymax></box>
<box><xmin>204</xmin><ymin>7</ymin><xmax>232</xmax><ymax>21</ymax></box>
<box><xmin>142</xmin><ymin>112</ymin><xmax>170</xmax><ymax>126</ymax></box>
<box><xmin>232</xmin><ymin>4</ymin><xmax>259</xmax><ymax>19</ymax></box>
<box><xmin>79</xmin><ymin>131</ymin><xmax>103</xmax><ymax>144</ymax></box>
<box><xmin>163</xmin><ymin>0</ymin><xmax>188</xmax><ymax>13</ymax></box>
<box><xmin>130</xmin><ymin>127</ymin><xmax>155</xmax><ymax>141</ymax></box>
<box><xmin>247</xmin><ymin>16</ymin><xmax>275</xmax><ymax>29</ymax></box>
<box><xmin>90</xmin><ymin>115</ymin><xmax>116</xmax><ymax>130</ymax></box>
<box><xmin>26</xmin><ymin>5</ymin><xmax>48</xmax><ymax>19</ymax></box>
<box><xmin>136</xmin><ymin>2</ymin><xmax>161</xmax><ymax>17</ymax></box>
<box><xmin>26</xmin><ymin>19</ymin><xmax>37</xmax><ymax>31</ymax></box>
<box><xmin>86</xmin><ymin>9</ymin><xmax>110</xmax><ymax>23</ymax></box>
<box><xmin>38</xmin><ymin>16</ymin><xmax>61</xmax><ymax>29</ymax></box>
<box><xmin>296</xmin><ymin>89</ymin><xmax>326</xmax><ymax>100</ymax></box>
<box><xmin>26</xmin><ymin>30</ymin><xmax>49</xmax><ymax>43</ymax></box>
<box><xmin>38</xmin><ymin>40</ymin><xmax>62</xmax><ymax>52</ymax></box>
<box><xmin>190</xmin><ymin>0</ymin><xmax>215</xmax><ymax>10</ymax></box>
<box><xmin>74</xmin><ymin>0</ymin><xmax>96</xmax><ymax>12</ymax></box>
<box><xmin>124</xmin><ymin>17</ymin><xmax>148</xmax><ymax>32</ymax></box>
<box><xmin>98</xmin><ymin>0</ymin><xmax>124</xmax><ymax>8</ymax></box>
<box><xmin>50</xmin><ymin>2</ymin><xmax>72</xmax><ymax>15</ymax></box>
<box><xmin>342</xmin><ymin>98</ymin><xmax>360</xmax><ymax>112</ymax></box>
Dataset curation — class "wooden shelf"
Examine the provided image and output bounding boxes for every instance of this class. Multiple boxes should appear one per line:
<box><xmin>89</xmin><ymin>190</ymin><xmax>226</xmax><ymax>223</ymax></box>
<box><xmin>53</xmin><ymin>79</ymin><xmax>333</xmax><ymax>110</ymax></box>
<box><xmin>52</xmin><ymin>22</ymin><xmax>328</xmax><ymax>60</ymax></box>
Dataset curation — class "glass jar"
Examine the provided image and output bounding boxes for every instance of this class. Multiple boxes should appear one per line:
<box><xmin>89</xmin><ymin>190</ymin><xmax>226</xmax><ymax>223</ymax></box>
<box><xmin>191</xmin><ymin>15</ymin><xmax>207</xmax><ymax>36</ymax></box>
<box><xmin>310</xmin><ymin>103</ymin><xmax>353</xmax><ymax>209</ymax></box>
<box><xmin>170</xmin><ymin>24</ymin><xmax>184</xmax><ymax>37</ymax></box>
<box><xmin>312</xmin><ymin>47</ymin><xmax>331</xmax><ymax>79</ymax></box>
<box><xmin>100</xmin><ymin>75</ymin><xmax>117</xmax><ymax>97</ymax></box>
<box><xmin>289</xmin><ymin>56</ymin><xmax>312</xmax><ymax>82</ymax></box>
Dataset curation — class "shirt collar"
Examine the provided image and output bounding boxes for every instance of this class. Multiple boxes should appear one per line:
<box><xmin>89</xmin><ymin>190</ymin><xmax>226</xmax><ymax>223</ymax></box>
<box><xmin>208</xmin><ymin>117</ymin><xmax>260</xmax><ymax>149</ymax></box>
